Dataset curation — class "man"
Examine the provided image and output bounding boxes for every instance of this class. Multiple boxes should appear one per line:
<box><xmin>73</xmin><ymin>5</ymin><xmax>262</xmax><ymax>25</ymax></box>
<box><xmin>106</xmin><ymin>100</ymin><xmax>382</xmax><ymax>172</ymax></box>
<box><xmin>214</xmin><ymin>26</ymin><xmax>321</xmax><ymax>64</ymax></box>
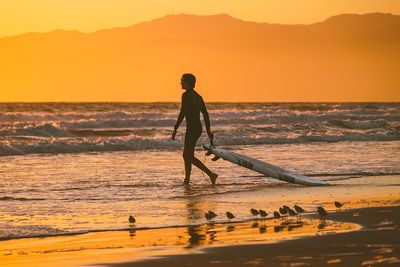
<box><xmin>172</xmin><ymin>73</ymin><xmax>218</xmax><ymax>185</ymax></box>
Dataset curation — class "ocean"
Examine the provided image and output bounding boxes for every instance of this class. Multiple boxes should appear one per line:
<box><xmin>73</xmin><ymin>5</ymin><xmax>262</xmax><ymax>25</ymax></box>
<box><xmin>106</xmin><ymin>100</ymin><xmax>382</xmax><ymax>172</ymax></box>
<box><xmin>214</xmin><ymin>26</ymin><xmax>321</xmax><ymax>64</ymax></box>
<box><xmin>0</xmin><ymin>102</ymin><xmax>399</xmax><ymax>240</ymax></box>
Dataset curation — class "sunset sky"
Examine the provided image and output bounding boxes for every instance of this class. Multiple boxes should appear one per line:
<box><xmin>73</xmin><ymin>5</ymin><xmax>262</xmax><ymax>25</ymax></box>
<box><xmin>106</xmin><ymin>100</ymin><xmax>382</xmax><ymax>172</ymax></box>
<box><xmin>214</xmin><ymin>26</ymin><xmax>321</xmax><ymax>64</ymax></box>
<box><xmin>1</xmin><ymin>0</ymin><xmax>399</xmax><ymax>37</ymax></box>
<box><xmin>1</xmin><ymin>0</ymin><xmax>399</xmax><ymax>102</ymax></box>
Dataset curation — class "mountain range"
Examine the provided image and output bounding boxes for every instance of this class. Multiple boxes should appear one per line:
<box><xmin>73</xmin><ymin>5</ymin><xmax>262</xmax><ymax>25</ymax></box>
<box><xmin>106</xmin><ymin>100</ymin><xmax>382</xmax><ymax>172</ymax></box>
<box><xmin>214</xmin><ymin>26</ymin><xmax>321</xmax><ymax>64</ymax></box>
<box><xmin>1</xmin><ymin>13</ymin><xmax>399</xmax><ymax>101</ymax></box>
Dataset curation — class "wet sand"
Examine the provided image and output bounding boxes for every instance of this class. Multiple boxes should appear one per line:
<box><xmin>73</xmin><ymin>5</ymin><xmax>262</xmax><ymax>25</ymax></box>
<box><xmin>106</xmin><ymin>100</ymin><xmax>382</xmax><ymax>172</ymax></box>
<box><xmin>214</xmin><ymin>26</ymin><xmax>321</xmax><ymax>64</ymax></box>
<box><xmin>111</xmin><ymin>205</ymin><xmax>400</xmax><ymax>267</ymax></box>
<box><xmin>1</xmin><ymin>204</ymin><xmax>399</xmax><ymax>267</ymax></box>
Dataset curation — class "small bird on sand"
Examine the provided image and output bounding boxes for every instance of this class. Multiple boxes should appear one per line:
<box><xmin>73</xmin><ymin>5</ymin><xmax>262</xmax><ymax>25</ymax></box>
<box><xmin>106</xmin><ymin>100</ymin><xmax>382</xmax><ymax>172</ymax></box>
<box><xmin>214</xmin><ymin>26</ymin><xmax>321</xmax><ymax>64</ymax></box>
<box><xmin>208</xmin><ymin>210</ymin><xmax>217</xmax><ymax>217</ymax></box>
<box><xmin>129</xmin><ymin>215</ymin><xmax>136</xmax><ymax>224</ymax></box>
<box><xmin>287</xmin><ymin>207</ymin><xmax>297</xmax><ymax>217</ymax></box>
<box><xmin>294</xmin><ymin>205</ymin><xmax>306</xmax><ymax>214</ymax></box>
<box><xmin>226</xmin><ymin>211</ymin><xmax>235</xmax><ymax>220</ymax></box>
<box><xmin>283</xmin><ymin>205</ymin><xmax>291</xmax><ymax>211</ymax></box>
<box><xmin>259</xmin><ymin>210</ymin><xmax>268</xmax><ymax>218</ymax></box>
<box><xmin>334</xmin><ymin>201</ymin><xmax>343</xmax><ymax>210</ymax></box>
<box><xmin>205</xmin><ymin>211</ymin><xmax>217</xmax><ymax>221</ymax></box>
<box><xmin>317</xmin><ymin>207</ymin><xmax>328</xmax><ymax>220</ymax></box>
<box><xmin>279</xmin><ymin>207</ymin><xmax>288</xmax><ymax>216</ymax></box>
<box><xmin>250</xmin><ymin>208</ymin><xmax>259</xmax><ymax>216</ymax></box>
<box><xmin>273</xmin><ymin>211</ymin><xmax>281</xmax><ymax>219</ymax></box>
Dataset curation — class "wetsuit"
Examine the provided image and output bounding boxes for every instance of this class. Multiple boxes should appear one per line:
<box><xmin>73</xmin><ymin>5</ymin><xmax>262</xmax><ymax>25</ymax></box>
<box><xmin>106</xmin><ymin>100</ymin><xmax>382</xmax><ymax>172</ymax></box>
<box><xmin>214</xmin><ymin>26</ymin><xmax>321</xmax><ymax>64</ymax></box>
<box><xmin>174</xmin><ymin>89</ymin><xmax>212</xmax><ymax>183</ymax></box>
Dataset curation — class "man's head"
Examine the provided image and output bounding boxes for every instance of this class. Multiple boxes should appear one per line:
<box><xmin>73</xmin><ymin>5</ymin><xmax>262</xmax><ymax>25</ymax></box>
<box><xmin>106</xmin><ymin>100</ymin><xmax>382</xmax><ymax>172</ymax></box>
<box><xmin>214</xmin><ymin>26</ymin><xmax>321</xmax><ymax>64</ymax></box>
<box><xmin>180</xmin><ymin>73</ymin><xmax>196</xmax><ymax>90</ymax></box>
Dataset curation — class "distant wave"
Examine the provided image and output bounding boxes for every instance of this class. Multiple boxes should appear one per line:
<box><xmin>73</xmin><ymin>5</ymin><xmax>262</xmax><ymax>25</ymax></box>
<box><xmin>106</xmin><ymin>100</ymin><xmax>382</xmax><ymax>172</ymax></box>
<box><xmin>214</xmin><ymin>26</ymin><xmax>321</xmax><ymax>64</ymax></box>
<box><xmin>1</xmin><ymin>114</ymin><xmax>398</xmax><ymax>137</ymax></box>
<box><xmin>1</xmin><ymin>132</ymin><xmax>399</xmax><ymax>156</ymax></box>
<box><xmin>328</xmin><ymin>119</ymin><xmax>391</xmax><ymax>129</ymax></box>
<box><xmin>0</xmin><ymin>123</ymin><xmax>72</xmax><ymax>137</ymax></box>
<box><xmin>0</xmin><ymin>196</ymin><xmax>46</xmax><ymax>201</ymax></box>
<box><xmin>1</xmin><ymin>102</ymin><xmax>399</xmax><ymax>156</ymax></box>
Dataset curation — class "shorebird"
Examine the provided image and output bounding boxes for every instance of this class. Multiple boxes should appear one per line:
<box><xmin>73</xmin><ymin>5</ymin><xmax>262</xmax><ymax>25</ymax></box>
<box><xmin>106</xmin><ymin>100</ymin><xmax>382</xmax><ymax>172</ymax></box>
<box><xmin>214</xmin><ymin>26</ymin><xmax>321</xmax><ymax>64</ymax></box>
<box><xmin>273</xmin><ymin>211</ymin><xmax>281</xmax><ymax>219</ymax></box>
<box><xmin>129</xmin><ymin>215</ymin><xmax>136</xmax><ymax>224</ymax></box>
<box><xmin>283</xmin><ymin>205</ymin><xmax>291</xmax><ymax>211</ymax></box>
<box><xmin>250</xmin><ymin>208</ymin><xmax>259</xmax><ymax>217</ymax></box>
<box><xmin>293</xmin><ymin>205</ymin><xmax>306</xmax><ymax>214</ymax></box>
<box><xmin>287</xmin><ymin>207</ymin><xmax>297</xmax><ymax>217</ymax></box>
<box><xmin>208</xmin><ymin>210</ymin><xmax>217</xmax><ymax>218</ymax></box>
<box><xmin>317</xmin><ymin>207</ymin><xmax>328</xmax><ymax>220</ymax></box>
<box><xmin>334</xmin><ymin>201</ymin><xmax>343</xmax><ymax>210</ymax></box>
<box><xmin>205</xmin><ymin>210</ymin><xmax>217</xmax><ymax>221</ymax></box>
<box><xmin>226</xmin><ymin>211</ymin><xmax>235</xmax><ymax>220</ymax></box>
<box><xmin>279</xmin><ymin>207</ymin><xmax>288</xmax><ymax>216</ymax></box>
<box><xmin>259</xmin><ymin>209</ymin><xmax>268</xmax><ymax>218</ymax></box>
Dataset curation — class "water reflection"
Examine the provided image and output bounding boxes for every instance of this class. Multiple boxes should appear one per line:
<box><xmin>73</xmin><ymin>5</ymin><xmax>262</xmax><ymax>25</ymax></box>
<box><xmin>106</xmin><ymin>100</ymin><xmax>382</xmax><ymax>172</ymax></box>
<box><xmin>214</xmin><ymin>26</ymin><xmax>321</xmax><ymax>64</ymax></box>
<box><xmin>183</xmin><ymin>186</ymin><xmax>214</xmax><ymax>248</ymax></box>
<box><xmin>227</xmin><ymin>225</ymin><xmax>235</xmax><ymax>232</ymax></box>
<box><xmin>172</xmin><ymin>186</ymin><xmax>354</xmax><ymax>250</ymax></box>
<box><xmin>129</xmin><ymin>229</ymin><xmax>136</xmax><ymax>238</ymax></box>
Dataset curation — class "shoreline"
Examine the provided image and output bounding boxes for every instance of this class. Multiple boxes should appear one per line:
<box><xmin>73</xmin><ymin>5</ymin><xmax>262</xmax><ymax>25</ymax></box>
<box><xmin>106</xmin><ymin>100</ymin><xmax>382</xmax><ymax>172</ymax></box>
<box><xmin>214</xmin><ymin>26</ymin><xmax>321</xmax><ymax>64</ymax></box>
<box><xmin>1</xmin><ymin>204</ymin><xmax>399</xmax><ymax>267</ymax></box>
<box><xmin>111</xmin><ymin>205</ymin><xmax>400</xmax><ymax>267</ymax></box>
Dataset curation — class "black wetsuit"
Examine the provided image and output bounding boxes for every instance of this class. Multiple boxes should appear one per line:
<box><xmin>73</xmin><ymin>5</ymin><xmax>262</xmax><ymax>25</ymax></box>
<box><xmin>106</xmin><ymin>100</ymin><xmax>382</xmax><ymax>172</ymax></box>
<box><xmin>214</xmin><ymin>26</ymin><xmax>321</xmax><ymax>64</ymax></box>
<box><xmin>174</xmin><ymin>89</ymin><xmax>212</xmax><ymax>183</ymax></box>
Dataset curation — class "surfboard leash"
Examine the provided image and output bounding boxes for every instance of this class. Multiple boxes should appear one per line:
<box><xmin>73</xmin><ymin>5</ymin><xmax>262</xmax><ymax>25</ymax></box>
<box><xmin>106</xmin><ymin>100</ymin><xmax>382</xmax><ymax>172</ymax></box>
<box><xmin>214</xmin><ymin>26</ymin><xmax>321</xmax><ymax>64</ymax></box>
<box><xmin>201</xmin><ymin>153</ymin><xmax>212</xmax><ymax>184</ymax></box>
<box><xmin>201</xmin><ymin>134</ymin><xmax>218</xmax><ymax>184</ymax></box>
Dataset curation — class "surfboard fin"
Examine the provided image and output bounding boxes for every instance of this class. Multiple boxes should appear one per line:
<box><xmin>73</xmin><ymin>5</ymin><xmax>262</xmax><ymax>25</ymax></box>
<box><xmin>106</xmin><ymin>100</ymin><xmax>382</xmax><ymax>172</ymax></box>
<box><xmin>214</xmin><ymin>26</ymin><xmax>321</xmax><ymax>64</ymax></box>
<box><xmin>211</xmin><ymin>156</ymin><xmax>220</xmax><ymax>161</ymax></box>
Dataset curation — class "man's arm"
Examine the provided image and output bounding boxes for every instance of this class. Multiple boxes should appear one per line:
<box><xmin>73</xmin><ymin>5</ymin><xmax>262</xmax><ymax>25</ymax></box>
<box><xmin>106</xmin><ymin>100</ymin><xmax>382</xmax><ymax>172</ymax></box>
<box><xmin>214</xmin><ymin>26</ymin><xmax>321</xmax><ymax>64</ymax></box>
<box><xmin>200</xmin><ymin>97</ymin><xmax>210</xmax><ymax>132</ymax></box>
<box><xmin>200</xmin><ymin>96</ymin><xmax>214</xmax><ymax>145</ymax></box>
<box><xmin>172</xmin><ymin>94</ymin><xmax>186</xmax><ymax>140</ymax></box>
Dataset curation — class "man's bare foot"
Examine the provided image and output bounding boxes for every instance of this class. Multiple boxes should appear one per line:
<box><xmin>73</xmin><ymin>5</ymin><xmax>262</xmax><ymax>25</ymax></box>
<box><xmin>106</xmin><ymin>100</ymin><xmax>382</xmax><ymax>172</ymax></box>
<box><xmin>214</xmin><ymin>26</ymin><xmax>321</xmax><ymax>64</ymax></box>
<box><xmin>182</xmin><ymin>179</ymin><xmax>190</xmax><ymax>185</ymax></box>
<box><xmin>210</xmin><ymin>173</ymin><xmax>218</xmax><ymax>185</ymax></box>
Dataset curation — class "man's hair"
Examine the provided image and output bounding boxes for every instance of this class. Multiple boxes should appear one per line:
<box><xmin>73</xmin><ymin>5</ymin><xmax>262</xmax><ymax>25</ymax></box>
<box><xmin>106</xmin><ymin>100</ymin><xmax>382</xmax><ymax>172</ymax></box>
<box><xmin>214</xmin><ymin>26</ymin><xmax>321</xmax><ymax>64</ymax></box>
<box><xmin>182</xmin><ymin>73</ymin><xmax>196</xmax><ymax>88</ymax></box>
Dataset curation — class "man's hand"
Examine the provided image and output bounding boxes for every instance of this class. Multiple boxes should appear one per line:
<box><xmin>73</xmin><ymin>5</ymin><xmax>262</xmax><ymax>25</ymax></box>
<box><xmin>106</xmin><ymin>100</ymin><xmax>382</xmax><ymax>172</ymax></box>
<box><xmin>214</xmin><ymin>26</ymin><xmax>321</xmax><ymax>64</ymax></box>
<box><xmin>207</xmin><ymin>130</ymin><xmax>214</xmax><ymax>146</ymax></box>
<box><xmin>172</xmin><ymin>129</ymin><xmax>177</xmax><ymax>140</ymax></box>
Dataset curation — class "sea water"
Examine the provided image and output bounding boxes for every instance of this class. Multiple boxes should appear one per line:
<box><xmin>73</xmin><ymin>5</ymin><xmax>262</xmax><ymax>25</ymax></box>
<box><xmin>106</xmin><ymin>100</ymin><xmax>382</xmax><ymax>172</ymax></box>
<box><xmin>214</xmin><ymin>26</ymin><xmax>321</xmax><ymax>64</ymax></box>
<box><xmin>0</xmin><ymin>102</ymin><xmax>399</xmax><ymax>240</ymax></box>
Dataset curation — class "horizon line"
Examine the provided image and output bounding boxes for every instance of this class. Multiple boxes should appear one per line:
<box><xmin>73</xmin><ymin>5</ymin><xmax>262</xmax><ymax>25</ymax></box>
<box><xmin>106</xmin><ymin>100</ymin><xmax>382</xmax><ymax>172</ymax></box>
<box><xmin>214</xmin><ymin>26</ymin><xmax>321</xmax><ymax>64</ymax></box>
<box><xmin>1</xmin><ymin>11</ymin><xmax>398</xmax><ymax>39</ymax></box>
<box><xmin>0</xmin><ymin>101</ymin><xmax>399</xmax><ymax>104</ymax></box>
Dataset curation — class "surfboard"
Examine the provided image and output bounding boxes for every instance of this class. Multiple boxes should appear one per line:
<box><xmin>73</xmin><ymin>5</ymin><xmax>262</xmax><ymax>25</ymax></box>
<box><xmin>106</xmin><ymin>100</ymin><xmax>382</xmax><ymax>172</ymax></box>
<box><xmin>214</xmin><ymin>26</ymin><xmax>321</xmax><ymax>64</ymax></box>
<box><xmin>203</xmin><ymin>144</ymin><xmax>329</xmax><ymax>186</ymax></box>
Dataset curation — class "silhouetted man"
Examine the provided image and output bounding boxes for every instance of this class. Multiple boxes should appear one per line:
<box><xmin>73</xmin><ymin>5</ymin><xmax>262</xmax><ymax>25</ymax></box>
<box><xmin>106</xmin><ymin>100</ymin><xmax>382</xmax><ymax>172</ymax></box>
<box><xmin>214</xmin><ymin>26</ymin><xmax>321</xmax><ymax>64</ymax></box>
<box><xmin>172</xmin><ymin>73</ymin><xmax>218</xmax><ymax>185</ymax></box>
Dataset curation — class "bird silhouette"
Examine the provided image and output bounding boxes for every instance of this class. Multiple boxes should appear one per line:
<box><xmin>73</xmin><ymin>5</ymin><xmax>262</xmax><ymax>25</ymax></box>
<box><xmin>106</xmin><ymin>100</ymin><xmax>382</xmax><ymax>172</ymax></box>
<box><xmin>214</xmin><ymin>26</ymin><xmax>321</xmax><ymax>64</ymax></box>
<box><xmin>279</xmin><ymin>207</ymin><xmax>288</xmax><ymax>216</ymax></box>
<box><xmin>205</xmin><ymin>210</ymin><xmax>217</xmax><ymax>221</ymax></box>
<box><xmin>259</xmin><ymin>210</ymin><xmax>268</xmax><ymax>218</ymax></box>
<box><xmin>273</xmin><ymin>211</ymin><xmax>281</xmax><ymax>219</ymax></box>
<box><xmin>287</xmin><ymin>207</ymin><xmax>297</xmax><ymax>217</ymax></box>
<box><xmin>250</xmin><ymin>208</ymin><xmax>259</xmax><ymax>216</ymax></box>
<box><xmin>293</xmin><ymin>205</ymin><xmax>305</xmax><ymax>214</ymax></box>
<box><xmin>317</xmin><ymin>207</ymin><xmax>328</xmax><ymax>220</ymax></box>
<box><xmin>283</xmin><ymin>205</ymin><xmax>291</xmax><ymax>211</ymax></box>
<box><xmin>334</xmin><ymin>201</ymin><xmax>343</xmax><ymax>210</ymax></box>
<box><xmin>208</xmin><ymin>210</ymin><xmax>217</xmax><ymax>217</ymax></box>
<box><xmin>226</xmin><ymin>211</ymin><xmax>235</xmax><ymax>220</ymax></box>
<box><xmin>129</xmin><ymin>215</ymin><xmax>136</xmax><ymax>224</ymax></box>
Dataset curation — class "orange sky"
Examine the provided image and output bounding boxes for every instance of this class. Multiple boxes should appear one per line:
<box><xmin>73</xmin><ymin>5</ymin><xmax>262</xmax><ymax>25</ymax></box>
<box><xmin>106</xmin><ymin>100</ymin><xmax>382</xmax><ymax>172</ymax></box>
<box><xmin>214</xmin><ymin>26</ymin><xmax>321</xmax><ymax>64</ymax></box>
<box><xmin>1</xmin><ymin>0</ymin><xmax>400</xmax><ymax>37</ymax></box>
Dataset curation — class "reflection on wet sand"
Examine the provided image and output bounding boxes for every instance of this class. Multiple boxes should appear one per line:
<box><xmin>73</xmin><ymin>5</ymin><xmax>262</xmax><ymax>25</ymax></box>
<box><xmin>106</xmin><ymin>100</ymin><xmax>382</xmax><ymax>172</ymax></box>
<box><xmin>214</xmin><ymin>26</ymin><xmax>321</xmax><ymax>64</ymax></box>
<box><xmin>0</xmin><ymin>186</ymin><xmax>361</xmax><ymax>267</ymax></box>
<box><xmin>179</xmin><ymin>186</ymin><xmax>356</xmax><ymax>250</ymax></box>
<box><xmin>0</xmin><ymin>214</ymin><xmax>359</xmax><ymax>267</ymax></box>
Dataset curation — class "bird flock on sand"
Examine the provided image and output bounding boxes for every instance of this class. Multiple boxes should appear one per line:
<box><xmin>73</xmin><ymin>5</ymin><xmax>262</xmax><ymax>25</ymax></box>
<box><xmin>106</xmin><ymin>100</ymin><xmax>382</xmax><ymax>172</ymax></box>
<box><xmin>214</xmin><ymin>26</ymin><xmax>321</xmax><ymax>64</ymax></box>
<box><xmin>128</xmin><ymin>201</ymin><xmax>344</xmax><ymax>225</ymax></box>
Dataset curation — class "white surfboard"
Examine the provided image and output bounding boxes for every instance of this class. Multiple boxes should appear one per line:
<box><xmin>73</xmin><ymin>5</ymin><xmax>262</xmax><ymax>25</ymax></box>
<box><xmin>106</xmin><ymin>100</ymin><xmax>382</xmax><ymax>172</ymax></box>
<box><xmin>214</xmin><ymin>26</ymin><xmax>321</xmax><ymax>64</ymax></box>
<box><xmin>203</xmin><ymin>144</ymin><xmax>329</xmax><ymax>186</ymax></box>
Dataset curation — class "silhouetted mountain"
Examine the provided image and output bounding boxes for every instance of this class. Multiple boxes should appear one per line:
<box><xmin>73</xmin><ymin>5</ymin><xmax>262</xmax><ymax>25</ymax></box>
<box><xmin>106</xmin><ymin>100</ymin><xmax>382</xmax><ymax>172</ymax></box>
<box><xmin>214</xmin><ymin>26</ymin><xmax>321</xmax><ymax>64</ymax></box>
<box><xmin>1</xmin><ymin>13</ymin><xmax>399</xmax><ymax>101</ymax></box>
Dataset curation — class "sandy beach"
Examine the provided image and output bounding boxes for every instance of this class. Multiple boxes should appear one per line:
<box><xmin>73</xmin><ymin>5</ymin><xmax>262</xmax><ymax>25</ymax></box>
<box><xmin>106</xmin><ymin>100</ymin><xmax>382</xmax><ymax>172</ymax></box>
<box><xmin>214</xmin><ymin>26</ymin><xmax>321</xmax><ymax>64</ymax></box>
<box><xmin>109</xmin><ymin>205</ymin><xmax>400</xmax><ymax>267</ymax></box>
<box><xmin>1</xmin><ymin>200</ymin><xmax>399</xmax><ymax>267</ymax></box>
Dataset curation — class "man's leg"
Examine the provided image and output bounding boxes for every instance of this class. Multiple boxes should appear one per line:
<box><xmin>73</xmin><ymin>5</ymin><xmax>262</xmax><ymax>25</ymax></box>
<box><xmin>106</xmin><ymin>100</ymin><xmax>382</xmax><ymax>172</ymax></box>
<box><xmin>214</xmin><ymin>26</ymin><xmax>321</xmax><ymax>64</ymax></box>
<box><xmin>191</xmin><ymin>157</ymin><xmax>212</xmax><ymax>176</ymax></box>
<box><xmin>183</xmin><ymin>133</ymin><xmax>196</xmax><ymax>184</ymax></box>
<box><xmin>190</xmin><ymin>130</ymin><xmax>218</xmax><ymax>184</ymax></box>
